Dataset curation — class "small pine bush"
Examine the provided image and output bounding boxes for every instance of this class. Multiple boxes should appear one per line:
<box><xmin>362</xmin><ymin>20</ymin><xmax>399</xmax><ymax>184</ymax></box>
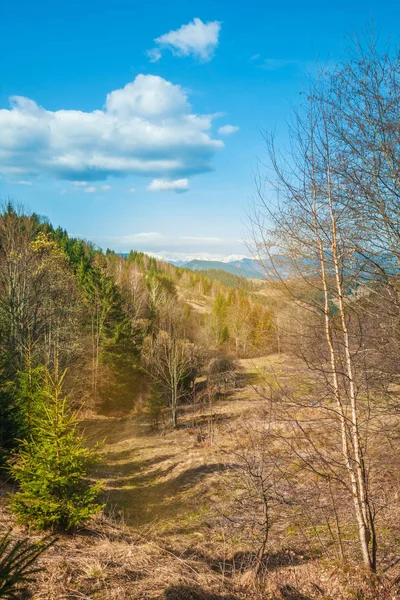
<box><xmin>0</xmin><ymin>531</ymin><xmax>53</xmax><ymax>599</ymax></box>
<box><xmin>146</xmin><ymin>389</ymin><xmax>165</xmax><ymax>429</ymax></box>
<box><xmin>9</xmin><ymin>369</ymin><xmax>102</xmax><ymax>531</ymax></box>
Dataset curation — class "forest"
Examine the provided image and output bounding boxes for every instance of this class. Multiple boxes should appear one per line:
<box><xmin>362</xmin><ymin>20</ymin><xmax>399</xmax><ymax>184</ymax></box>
<box><xmin>0</xmin><ymin>36</ymin><xmax>399</xmax><ymax>600</ymax></box>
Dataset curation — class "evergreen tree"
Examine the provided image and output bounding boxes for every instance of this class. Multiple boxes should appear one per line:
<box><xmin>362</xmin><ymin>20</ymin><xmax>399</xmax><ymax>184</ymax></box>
<box><xmin>212</xmin><ymin>294</ymin><xmax>229</xmax><ymax>345</ymax></box>
<box><xmin>0</xmin><ymin>384</ymin><xmax>20</xmax><ymax>468</ymax></box>
<box><xmin>9</xmin><ymin>369</ymin><xmax>102</xmax><ymax>531</ymax></box>
<box><xmin>15</xmin><ymin>362</ymin><xmax>46</xmax><ymax>441</ymax></box>
<box><xmin>0</xmin><ymin>530</ymin><xmax>54</xmax><ymax>598</ymax></box>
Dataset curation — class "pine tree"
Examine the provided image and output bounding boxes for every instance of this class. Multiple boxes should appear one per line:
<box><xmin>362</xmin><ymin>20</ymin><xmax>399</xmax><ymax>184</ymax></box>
<box><xmin>212</xmin><ymin>294</ymin><xmax>229</xmax><ymax>345</ymax></box>
<box><xmin>15</xmin><ymin>357</ymin><xmax>46</xmax><ymax>440</ymax></box>
<box><xmin>0</xmin><ymin>531</ymin><xmax>54</xmax><ymax>598</ymax></box>
<box><xmin>9</xmin><ymin>369</ymin><xmax>102</xmax><ymax>531</ymax></box>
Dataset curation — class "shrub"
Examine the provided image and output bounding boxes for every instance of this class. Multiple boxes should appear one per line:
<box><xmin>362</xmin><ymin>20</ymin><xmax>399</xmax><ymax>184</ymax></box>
<box><xmin>0</xmin><ymin>531</ymin><xmax>53</xmax><ymax>598</ymax></box>
<box><xmin>9</xmin><ymin>369</ymin><xmax>102</xmax><ymax>531</ymax></box>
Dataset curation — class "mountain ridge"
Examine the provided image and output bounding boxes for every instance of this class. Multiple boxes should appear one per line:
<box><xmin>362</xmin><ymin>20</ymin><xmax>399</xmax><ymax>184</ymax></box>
<box><xmin>119</xmin><ymin>252</ymin><xmax>265</xmax><ymax>279</ymax></box>
<box><xmin>182</xmin><ymin>257</ymin><xmax>265</xmax><ymax>279</ymax></box>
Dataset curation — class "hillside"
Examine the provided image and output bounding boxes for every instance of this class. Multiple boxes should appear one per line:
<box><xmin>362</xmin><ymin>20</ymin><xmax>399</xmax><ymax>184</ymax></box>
<box><xmin>2</xmin><ymin>354</ymin><xmax>399</xmax><ymax>599</ymax></box>
<box><xmin>0</xmin><ymin>208</ymin><xmax>398</xmax><ymax>600</ymax></box>
<box><xmin>3</xmin><ymin>22</ymin><xmax>400</xmax><ymax>600</ymax></box>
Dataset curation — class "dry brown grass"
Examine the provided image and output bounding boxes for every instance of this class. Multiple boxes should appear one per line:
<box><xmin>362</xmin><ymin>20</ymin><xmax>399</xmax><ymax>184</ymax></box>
<box><xmin>2</xmin><ymin>506</ymin><xmax>398</xmax><ymax>599</ymax></box>
<box><xmin>2</xmin><ymin>503</ymin><xmax>398</xmax><ymax>600</ymax></box>
<box><xmin>2</xmin><ymin>354</ymin><xmax>399</xmax><ymax>599</ymax></box>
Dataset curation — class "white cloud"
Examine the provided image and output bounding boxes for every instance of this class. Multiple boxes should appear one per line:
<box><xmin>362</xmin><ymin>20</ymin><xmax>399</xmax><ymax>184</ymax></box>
<box><xmin>146</xmin><ymin>48</ymin><xmax>162</xmax><ymax>63</ymax></box>
<box><xmin>71</xmin><ymin>181</ymin><xmax>88</xmax><ymax>186</ymax></box>
<box><xmin>181</xmin><ymin>235</ymin><xmax>226</xmax><ymax>242</ymax></box>
<box><xmin>15</xmin><ymin>180</ymin><xmax>32</xmax><ymax>185</ymax></box>
<box><xmin>0</xmin><ymin>74</ymin><xmax>224</xmax><ymax>182</ymax></box>
<box><xmin>128</xmin><ymin>187</ymin><xmax>136</xmax><ymax>193</ymax></box>
<box><xmin>134</xmin><ymin>232</ymin><xmax>162</xmax><ymax>239</ymax></box>
<box><xmin>106</xmin><ymin>74</ymin><xmax>189</xmax><ymax>118</ymax></box>
<box><xmin>146</xmin><ymin>251</ymin><xmax>249</xmax><ymax>263</ymax></box>
<box><xmin>79</xmin><ymin>231</ymin><xmax>246</xmax><ymax>256</ymax></box>
<box><xmin>84</xmin><ymin>184</ymin><xmax>111</xmax><ymax>193</ymax></box>
<box><xmin>147</xmin><ymin>178</ymin><xmax>189</xmax><ymax>193</ymax></box>
<box><xmin>151</xmin><ymin>18</ymin><xmax>221</xmax><ymax>62</ymax></box>
<box><xmin>218</xmin><ymin>124</ymin><xmax>239</xmax><ymax>135</ymax></box>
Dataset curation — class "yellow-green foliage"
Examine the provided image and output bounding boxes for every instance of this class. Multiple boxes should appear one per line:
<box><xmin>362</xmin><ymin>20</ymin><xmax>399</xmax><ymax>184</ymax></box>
<box><xmin>9</xmin><ymin>369</ymin><xmax>102</xmax><ymax>531</ymax></box>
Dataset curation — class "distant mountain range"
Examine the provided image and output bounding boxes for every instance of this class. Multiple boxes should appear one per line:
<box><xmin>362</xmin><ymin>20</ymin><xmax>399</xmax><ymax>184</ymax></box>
<box><xmin>121</xmin><ymin>249</ymin><xmax>400</xmax><ymax>282</ymax></box>
<box><xmin>119</xmin><ymin>251</ymin><xmax>266</xmax><ymax>279</ymax></box>
<box><xmin>145</xmin><ymin>252</ymin><xmax>250</xmax><ymax>267</ymax></box>
<box><xmin>179</xmin><ymin>252</ymin><xmax>400</xmax><ymax>282</ymax></box>
<box><xmin>181</xmin><ymin>258</ymin><xmax>265</xmax><ymax>279</ymax></box>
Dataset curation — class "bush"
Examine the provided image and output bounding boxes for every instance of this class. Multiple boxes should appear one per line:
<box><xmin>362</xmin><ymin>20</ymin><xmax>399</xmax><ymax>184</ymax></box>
<box><xmin>146</xmin><ymin>390</ymin><xmax>166</xmax><ymax>429</ymax></box>
<box><xmin>9</xmin><ymin>369</ymin><xmax>102</xmax><ymax>531</ymax></box>
<box><xmin>0</xmin><ymin>531</ymin><xmax>53</xmax><ymax>599</ymax></box>
<box><xmin>207</xmin><ymin>356</ymin><xmax>237</xmax><ymax>376</ymax></box>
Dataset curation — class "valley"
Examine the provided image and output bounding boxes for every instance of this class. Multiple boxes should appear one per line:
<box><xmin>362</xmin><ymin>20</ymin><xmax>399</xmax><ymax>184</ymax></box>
<box><xmin>4</xmin><ymin>354</ymin><xmax>398</xmax><ymax>599</ymax></box>
<box><xmin>1</xmin><ymin>22</ymin><xmax>400</xmax><ymax>600</ymax></box>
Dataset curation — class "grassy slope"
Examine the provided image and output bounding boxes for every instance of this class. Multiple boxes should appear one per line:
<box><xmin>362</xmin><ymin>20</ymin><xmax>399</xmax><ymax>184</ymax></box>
<box><xmin>1</xmin><ymin>355</ymin><xmax>399</xmax><ymax>599</ymax></box>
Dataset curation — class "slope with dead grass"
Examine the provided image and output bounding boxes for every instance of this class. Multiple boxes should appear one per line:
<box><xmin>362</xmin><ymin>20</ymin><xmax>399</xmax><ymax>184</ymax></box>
<box><xmin>1</xmin><ymin>355</ymin><xmax>399</xmax><ymax>599</ymax></box>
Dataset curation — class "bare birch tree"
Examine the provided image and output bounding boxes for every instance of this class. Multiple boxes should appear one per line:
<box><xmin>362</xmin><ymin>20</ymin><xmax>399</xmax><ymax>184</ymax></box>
<box><xmin>250</xmin><ymin>46</ymin><xmax>400</xmax><ymax>569</ymax></box>
<box><xmin>142</xmin><ymin>298</ymin><xmax>197</xmax><ymax>427</ymax></box>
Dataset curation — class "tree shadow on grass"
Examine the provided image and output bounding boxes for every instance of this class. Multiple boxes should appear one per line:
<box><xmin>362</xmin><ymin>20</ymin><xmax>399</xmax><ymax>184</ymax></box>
<box><xmin>163</xmin><ymin>584</ymin><xmax>239</xmax><ymax>600</ymax></box>
<box><xmin>279</xmin><ymin>585</ymin><xmax>313</xmax><ymax>600</ymax></box>
<box><xmin>82</xmin><ymin>415</ymin><xmax>155</xmax><ymax>446</ymax></box>
<box><xmin>180</xmin><ymin>548</ymin><xmax>316</xmax><ymax>577</ymax></box>
<box><xmin>101</xmin><ymin>460</ymin><xmax>226</xmax><ymax>527</ymax></box>
<box><xmin>105</xmin><ymin>462</ymin><xmax>178</xmax><ymax>489</ymax></box>
<box><xmin>104</xmin><ymin>449</ymin><xmax>176</xmax><ymax>471</ymax></box>
<box><xmin>104</xmin><ymin>456</ymin><xmax>225</xmax><ymax>492</ymax></box>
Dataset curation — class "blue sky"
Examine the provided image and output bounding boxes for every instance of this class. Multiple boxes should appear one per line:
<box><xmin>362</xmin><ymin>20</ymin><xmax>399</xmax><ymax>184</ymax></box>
<box><xmin>0</xmin><ymin>0</ymin><xmax>399</xmax><ymax>259</ymax></box>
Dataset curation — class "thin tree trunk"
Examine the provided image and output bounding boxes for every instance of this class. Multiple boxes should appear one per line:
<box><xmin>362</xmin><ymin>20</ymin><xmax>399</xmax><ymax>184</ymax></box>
<box><xmin>325</xmin><ymin>149</ymin><xmax>375</xmax><ymax>570</ymax></box>
<box><xmin>310</xmin><ymin>121</ymin><xmax>371</xmax><ymax>567</ymax></box>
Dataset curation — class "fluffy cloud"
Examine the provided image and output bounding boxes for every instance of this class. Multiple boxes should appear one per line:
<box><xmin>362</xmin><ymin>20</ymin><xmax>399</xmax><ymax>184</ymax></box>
<box><xmin>218</xmin><ymin>124</ymin><xmax>239</xmax><ymax>135</ymax></box>
<box><xmin>0</xmin><ymin>74</ymin><xmax>224</xmax><ymax>182</ymax></box>
<box><xmin>147</xmin><ymin>178</ymin><xmax>189</xmax><ymax>193</ymax></box>
<box><xmin>148</xmin><ymin>18</ymin><xmax>221</xmax><ymax>62</ymax></box>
